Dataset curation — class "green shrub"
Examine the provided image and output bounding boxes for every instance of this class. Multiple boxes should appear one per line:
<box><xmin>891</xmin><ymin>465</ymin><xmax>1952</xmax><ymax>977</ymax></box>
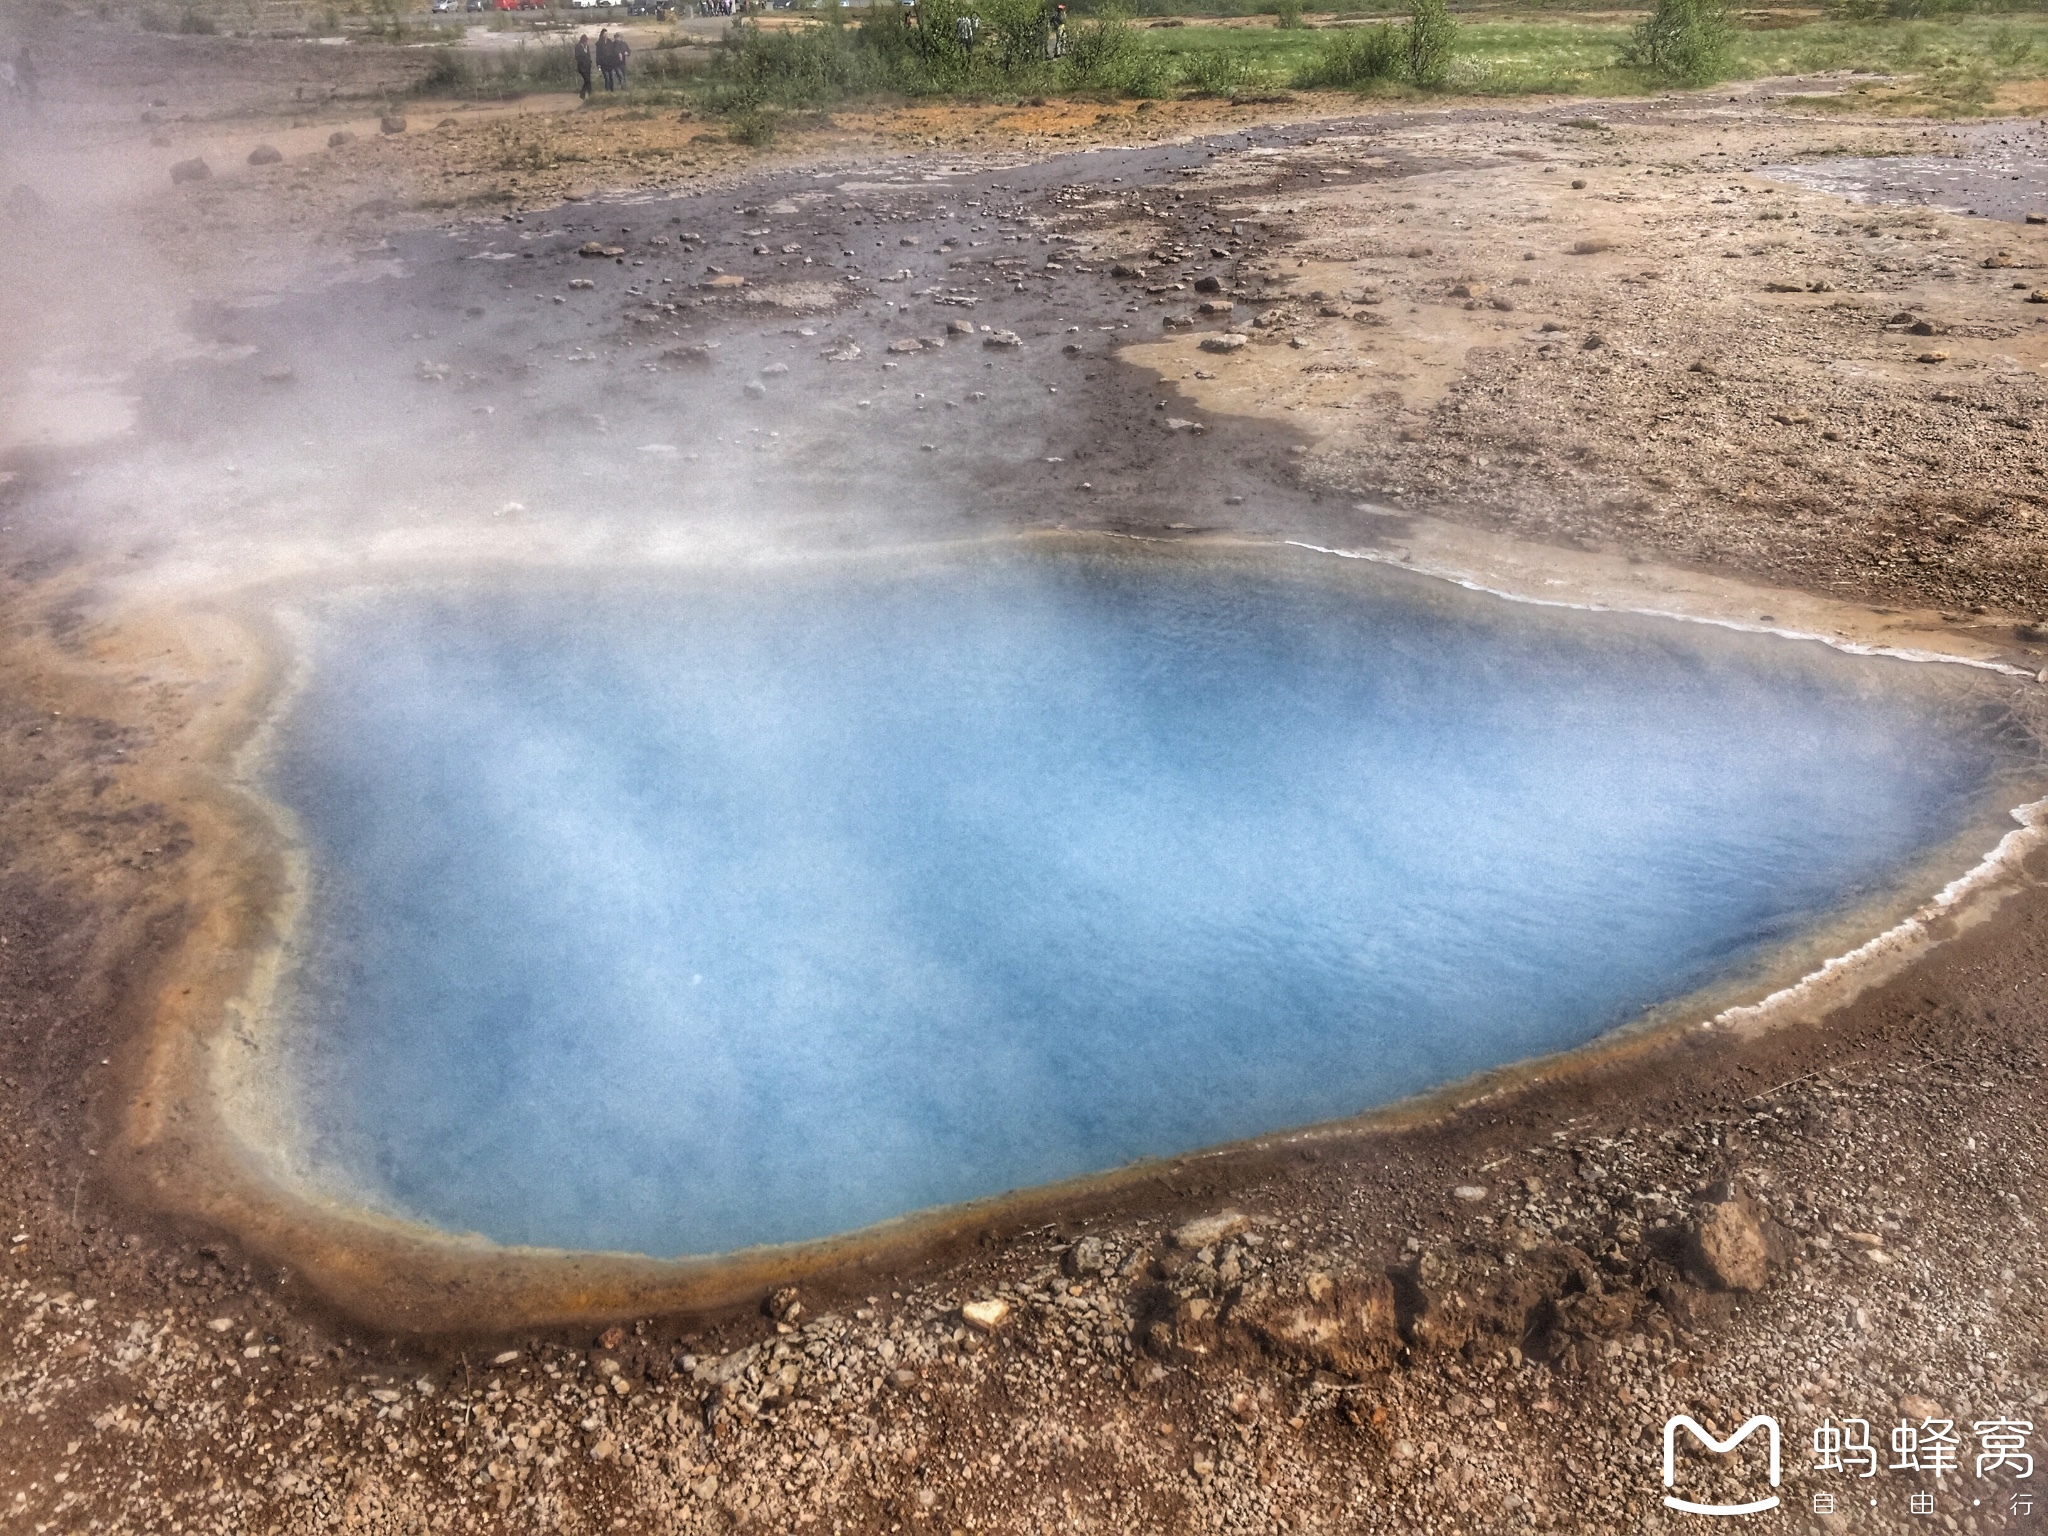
<box><xmin>1403</xmin><ymin>0</ymin><xmax>1455</xmax><ymax>85</ymax></box>
<box><xmin>1619</xmin><ymin>0</ymin><xmax>1734</xmax><ymax>84</ymax></box>
<box><xmin>1178</xmin><ymin>46</ymin><xmax>1261</xmax><ymax>93</ymax></box>
<box><xmin>729</xmin><ymin>107</ymin><xmax>780</xmax><ymax>144</ymax></box>
<box><xmin>1060</xmin><ymin>4</ymin><xmax>1171</xmax><ymax>93</ymax></box>
<box><xmin>1273</xmin><ymin>0</ymin><xmax>1305</xmax><ymax>28</ymax></box>
<box><xmin>1298</xmin><ymin>20</ymin><xmax>1400</xmax><ymax>85</ymax></box>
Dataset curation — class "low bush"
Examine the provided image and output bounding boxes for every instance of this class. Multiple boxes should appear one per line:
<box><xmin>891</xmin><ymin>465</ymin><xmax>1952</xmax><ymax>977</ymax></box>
<box><xmin>1403</xmin><ymin>0</ymin><xmax>1455</xmax><ymax>85</ymax></box>
<box><xmin>1297</xmin><ymin>20</ymin><xmax>1400</xmax><ymax>85</ymax></box>
<box><xmin>1619</xmin><ymin>0</ymin><xmax>1734</xmax><ymax>83</ymax></box>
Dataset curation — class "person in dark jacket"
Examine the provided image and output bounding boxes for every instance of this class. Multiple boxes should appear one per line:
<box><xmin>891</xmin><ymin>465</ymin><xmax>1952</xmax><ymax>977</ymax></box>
<box><xmin>595</xmin><ymin>29</ymin><xmax>617</xmax><ymax>91</ymax></box>
<box><xmin>611</xmin><ymin>30</ymin><xmax>630</xmax><ymax>89</ymax></box>
<box><xmin>573</xmin><ymin>32</ymin><xmax>594</xmax><ymax>98</ymax></box>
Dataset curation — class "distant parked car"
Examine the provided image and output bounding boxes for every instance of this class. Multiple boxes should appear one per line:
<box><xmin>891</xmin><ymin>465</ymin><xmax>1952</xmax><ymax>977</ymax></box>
<box><xmin>430</xmin><ymin>0</ymin><xmax>456</xmax><ymax>11</ymax></box>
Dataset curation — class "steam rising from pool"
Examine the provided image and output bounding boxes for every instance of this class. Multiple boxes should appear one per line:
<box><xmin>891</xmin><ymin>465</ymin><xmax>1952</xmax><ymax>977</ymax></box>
<box><xmin>272</xmin><ymin>548</ymin><xmax>1989</xmax><ymax>1256</ymax></box>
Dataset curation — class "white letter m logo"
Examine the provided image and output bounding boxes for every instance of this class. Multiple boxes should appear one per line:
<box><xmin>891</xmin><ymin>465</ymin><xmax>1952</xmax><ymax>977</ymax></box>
<box><xmin>1662</xmin><ymin>1415</ymin><xmax>1782</xmax><ymax>1516</ymax></box>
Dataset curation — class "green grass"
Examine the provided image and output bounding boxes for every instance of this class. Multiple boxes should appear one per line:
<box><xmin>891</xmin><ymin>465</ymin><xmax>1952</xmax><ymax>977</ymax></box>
<box><xmin>399</xmin><ymin>3</ymin><xmax>2048</xmax><ymax>114</ymax></box>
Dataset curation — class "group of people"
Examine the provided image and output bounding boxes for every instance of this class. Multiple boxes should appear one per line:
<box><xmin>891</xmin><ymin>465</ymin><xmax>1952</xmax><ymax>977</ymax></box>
<box><xmin>695</xmin><ymin>0</ymin><xmax>746</xmax><ymax>14</ymax></box>
<box><xmin>572</xmin><ymin>28</ymin><xmax>631</xmax><ymax>95</ymax></box>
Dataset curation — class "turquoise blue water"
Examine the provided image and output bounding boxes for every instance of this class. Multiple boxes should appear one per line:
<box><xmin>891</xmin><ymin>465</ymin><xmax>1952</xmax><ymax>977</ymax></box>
<box><xmin>274</xmin><ymin>548</ymin><xmax>1991</xmax><ymax>1256</ymax></box>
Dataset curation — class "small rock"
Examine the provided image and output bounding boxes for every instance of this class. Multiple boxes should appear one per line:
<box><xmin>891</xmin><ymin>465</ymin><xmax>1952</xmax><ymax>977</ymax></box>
<box><xmin>379</xmin><ymin>115</ymin><xmax>407</xmax><ymax>135</ymax></box>
<box><xmin>247</xmin><ymin>144</ymin><xmax>282</xmax><ymax>166</ymax></box>
<box><xmin>760</xmin><ymin>362</ymin><xmax>789</xmax><ymax>376</ymax></box>
<box><xmin>1687</xmin><ymin>1201</ymin><xmax>1769</xmax><ymax>1292</ymax></box>
<box><xmin>702</xmin><ymin>273</ymin><xmax>746</xmax><ymax>290</ymax></box>
<box><xmin>597</xmin><ymin>1325</ymin><xmax>626</xmax><ymax>1350</ymax></box>
<box><xmin>1915</xmin><ymin>351</ymin><xmax>1949</xmax><ymax>364</ymax></box>
<box><xmin>823</xmin><ymin>341</ymin><xmax>862</xmax><ymax>361</ymax></box>
<box><xmin>886</xmin><ymin>338</ymin><xmax>924</xmax><ymax>354</ymax></box>
<box><xmin>1162</xmin><ymin>417</ymin><xmax>1205</xmax><ymax>434</ymax></box>
<box><xmin>490</xmin><ymin>1349</ymin><xmax>521</xmax><ymax>1366</ymax></box>
<box><xmin>2028</xmin><ymin>212</ymin><xmax>2047</xmax><ymax>225</ymax></box>
<box><xmin>1899</xmin><ymin>1393</ymin><xmax>1945</xmax><ymax>1421</ymax></box>
<box><xmin>983</xmin><ymin>330</ymin><xmax>1023</xmax><ymax>349</ymax></box>
<box><xmin>568</xmin><ymin>278</ymin><xmax>594</xmax><ymax>290</ymax></box>
<box><xmin>743</xmin><ymin>381</ymin><xmax>767</xmax><ymax>399</ymax></box>
<box><xmin>1452</xmin><ymin>1185</ymin><xmax>1488</xmax><ymax>1202</ymax></box>
<box><xmin>169</xmin><ymin>157</ymin><xmax>210</xmax><ymax>185</ymax></box>
<box><xmin>1199</xmin><ymin>333</ymin><xmax>1248</xmax><ymax>354</ymax></box>
<box><xmin>1193</xmin><ymin>275</ymin><xmax>1223</xmax><ymax>294</ymax></box>
<box><xmin>945</xmin><ymin>318</ymin><xmax>976</xmax><ymax>336</ymax></box>
<box><xmin>2027</xmin><ymin>291</ymin><xmax>2048</xmax><ymax>305</ymax></box>
<box><xmin>1173</xmin><ymin>1210</ymin><xmax>1249</xmax><ymax>1249</ymax></box>
<box><xmin>368</xmin><ymin>1388</ymin><xmax>402</xmax><ymax>1404</ymax></box>
<box><xmin>765</xmin><ymin>1286</ymin><xmax>802</xmax><ymax>1323</ymax></box>
<box><xmin>328</xmin><ymin>130</ymin><xmax>355</xmax><ymax>148</ymax></box>
<box><xmin>961</xmin><ymin>1298</ymin><xmax>1011</xmax><ymax>1331</ymax></box>
<box><xmin>1198</xmin><ymin>299</ymin><xmax>1233</xmax><ymax>315</ymax></box>
<box><xmin>205</xmin><ymin>1317</ymin><xmax>234</xmax><ymax>1333</ymax></box>
<box><xmin>1062</xmin><ymin>1236</ymin><xmax>1106</xmax><ymax>1277</ymax></box>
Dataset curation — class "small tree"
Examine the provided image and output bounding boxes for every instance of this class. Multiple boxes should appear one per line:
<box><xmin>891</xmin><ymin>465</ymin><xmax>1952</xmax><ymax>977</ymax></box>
<box><xmin>1403</xmin><ymin>0</ymin><xmax>1455</xmax><ymax>88</ymax></box>
<box><xmin>1619</xmin><ymin>0</ymin><xmax>1734</xmax><ymax>85</ymax></box>
<box><xmin>1274</xmin><ymin>0</ymin><xmax>1305</xmax><ymax>30</ymax></box>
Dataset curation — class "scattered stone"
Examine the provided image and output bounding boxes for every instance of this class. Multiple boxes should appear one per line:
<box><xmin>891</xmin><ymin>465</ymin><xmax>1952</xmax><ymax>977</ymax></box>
<box><xmin>568</xmin><ymin>278</ymin><xmax>594</xmax><ymax>290</ymax></box>
<box><xmin>983</xmin><ymin>330</ymin><xmax>1023</xmax><ymax>349</ymax></box>
<box><xmin>2028</xmin><ymin>212</ymin><xmax>2047</xmax><ymax>225</ymax></box>
<box><xmin>961</xmin><ymin>1298</ymin><xmax>1011</xmax><ymax>1331</ymax></box>
<box><xmin>702</xmin><ymin>274</ymin><xmax>747</xmax><ymax>290</ymax></box>
<box><xmin>1062</xmin><ymin>1236</ymin><xmax>1105</xmax><ymax>1277</ymax></box>
<box><xmin>169</xmin><ymin>158</ymin><xmax>210</xmax><ymax>185</ymax></box>
<box><xmin>415</xmin><ymin>361</ymin><xmax>451</xmax><ymax>382</ymax></box>
<box><xmin>743</xmin><ymin>381</ymin><xmax>767</xmax><ymax>398</ymax></box>
<box><xmin>1451</xmin><ymin>1184</ymin><xmax>1488</xmax><ymax>1202</ymax></box>
<box><xmin>1193</xmin><ymin>275</ymin><xmax>1223</xmax><ymax>294</ymax></box>
<box><xmin>886</xmin><ymin>338</ymin><xmax>925</xmax><ymax>354</ymax></box>
<box><xmin>1172</xmin><ymin>1210</ymin><xmax>1249</xmax><ymax>1249</ymax></box>
<box><xmin>1198</xmin><ymin>333</ymin><xmax>1248</xmax><ymax>354</ymax></box>
<box><xmin>379</xmin><ymin>115</ymin><xmax>407</xmax><ymax>135</ymax></box>
<box><xmin>2028</xmin><ymin>291</ymin><xmax>2048</xmax><ymax>305</ymax></box>
<box><xmin>328</xmin><ymin>130</ymin><xmax>354</xmax><ymax>148</ymax></box>
<box><xmin>489</xmin><ymin>1349</ymin><xmax>521</xmax><ymax>1366</ymax></box>
<box><xmin>1915</xmin><ymin>351</ymin><xmax>1949</xmax><ymax>364</ymax></box>
<box><xmin>579</xmin><ymin>242</ymin><xmax>625</xmax><ymax>259</ymax></box>
<box><xmin>823</xmin><ymin>340</ymin><xmax>862</xmax><ymax>361</ymax></box>
<box><xmin>945</xmin><ymin>319</ymin><xmax>975</xmax><ymax>336</ymax></box>
<box><xmin>765</xmin><ymin>1286</ymin><xmax>802</xmax><ymax>1323</ymax></box>
<box><xmin>1569</xmin><ymin>238</ymin><xmax>1613</xmax><ymax>255</ymax></box>
<box><xmin>1162</xmin><ymin>417</ymin><xmax>1205</xmax><ymax>434</ymax></box>
<box><xmin>1570</xmin><ymin>178</ymin><xmax>1587</xmax><ymax>189</ymax></box>
<box><xmin>1111</xmin><ymin>263</ymin><xmax>1146</xmax><ymax>279</ymax></box>
<box><xmin>1198</xmin><ymin>300</ymin><xmax>1233</xmax><ymax>315</ymax></box>
<box><xmin>246</xmin><ymin>145</ymin><xmax>282</xmax><ymax>166</ymax></box>
<box><xmin>1163</xmin><ymin>315</ymin><xmax>1194</xmax><ymax>330</ymax></box>
<box><xmin>1687</xmin><ymin>1200</ymin><xmax>1770</xmax><ymax>1292</ymax></box>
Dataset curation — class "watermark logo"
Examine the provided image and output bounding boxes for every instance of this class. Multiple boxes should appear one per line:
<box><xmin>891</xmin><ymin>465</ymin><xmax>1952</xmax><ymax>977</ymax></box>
<box><xmin>1663</xmin><ymin>1415</ymin><xmax>1783</xmax><ymax>1516</ymax></box>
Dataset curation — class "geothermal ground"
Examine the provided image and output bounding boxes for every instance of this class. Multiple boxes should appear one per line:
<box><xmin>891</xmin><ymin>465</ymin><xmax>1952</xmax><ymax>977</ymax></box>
<box><xmin>2</xmin><ymin>13</ymin><xmax>2048</xmax><ymax>1536</ymax></box>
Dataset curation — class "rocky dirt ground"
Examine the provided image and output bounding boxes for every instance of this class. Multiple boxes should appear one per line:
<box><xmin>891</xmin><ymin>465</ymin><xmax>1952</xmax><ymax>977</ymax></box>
<box><xmin>2</xmin><ymin>14</ymin><xmax>2047</xmax><ymax>1536</ymax></box>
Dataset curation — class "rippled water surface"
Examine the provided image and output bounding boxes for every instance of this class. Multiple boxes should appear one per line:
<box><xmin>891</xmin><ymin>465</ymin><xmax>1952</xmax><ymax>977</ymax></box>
<box><xmin>272</xmin><ymin>548</ymin><xmax>1994</xmax><ymax>1255</ymax></box>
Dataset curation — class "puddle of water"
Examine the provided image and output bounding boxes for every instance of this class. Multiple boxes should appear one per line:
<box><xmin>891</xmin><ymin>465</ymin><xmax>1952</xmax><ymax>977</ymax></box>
<box><xmin>266</xmin><ymin>546</ymin><xmax>2001</xmax><ymax>1256</ymax></box>
<box><xmin>1764</xmin><ymin>125</ymin><xmax>2048</xmax><ymax>222</ymax></box>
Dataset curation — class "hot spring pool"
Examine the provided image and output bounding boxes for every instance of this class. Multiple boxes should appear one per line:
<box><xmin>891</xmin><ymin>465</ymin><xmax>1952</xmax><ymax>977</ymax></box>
<box><xmin>266</xmin><ymin>545</ymin><xmax>1998</xmax><ymax>1256</ymax></box>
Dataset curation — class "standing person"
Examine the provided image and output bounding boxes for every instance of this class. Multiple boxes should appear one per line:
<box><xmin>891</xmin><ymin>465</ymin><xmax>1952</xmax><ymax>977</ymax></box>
<box><xmin>953</xmin><ymin>9</ymin><xmax>975</xmax><ymax>53</ymax></box>
<box><xmin>573</xmin><ymin>31</ymin><xmax>594</xmax><ymax>98</ymax></box>
<box><xmin>595</xmin><ymin>28</ymin><xmax>616</xmax><ymax>90</ymax></box>
<box><xmin>611</xmin><ymin>29</ymin><xmax>630</xmax><ymax>90</ymax></box>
